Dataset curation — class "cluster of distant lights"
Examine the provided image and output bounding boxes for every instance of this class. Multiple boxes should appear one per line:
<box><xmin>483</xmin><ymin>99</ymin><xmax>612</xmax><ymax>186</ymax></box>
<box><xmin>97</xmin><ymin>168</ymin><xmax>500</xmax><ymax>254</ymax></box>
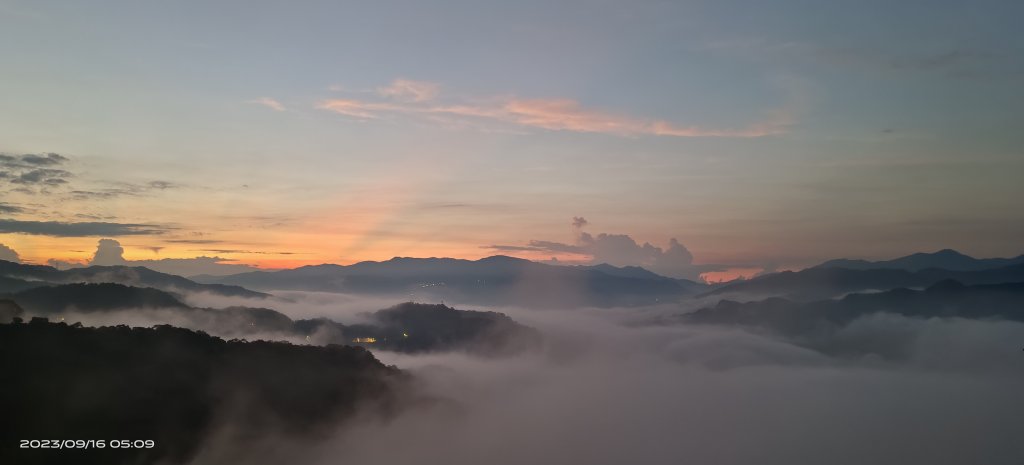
<box><xmin>224</xmin><ymin>321</ymin><xmax>410</xmax><ymax>345</ymax></box>
<box><xmin>352</xmin><ymin>332</ymin><xmax>408</xmax><ymax>344</ymax></box>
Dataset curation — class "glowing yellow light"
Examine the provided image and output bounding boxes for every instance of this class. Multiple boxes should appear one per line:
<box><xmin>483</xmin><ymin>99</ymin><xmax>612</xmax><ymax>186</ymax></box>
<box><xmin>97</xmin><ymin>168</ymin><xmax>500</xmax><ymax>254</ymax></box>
<box><xmin>402</xmin><ymin>332</ymin><xmax>409</xmax><ymax>338</ymax></box>
<box><xmin>352</xmin><ymin>337</ymin><xmax>377</xmax><ymax>343</ymax></box>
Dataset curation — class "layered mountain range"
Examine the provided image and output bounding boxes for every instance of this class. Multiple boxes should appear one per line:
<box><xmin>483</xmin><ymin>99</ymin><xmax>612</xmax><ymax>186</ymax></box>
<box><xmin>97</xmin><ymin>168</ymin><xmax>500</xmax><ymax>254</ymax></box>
<box><xmin>193</xmin><ymin>255</ymin><xmax>706</xmax><ymax>307</ymax></box>
<box><xmin>0</xmin><ymin>260</ymin><xmax>267</xmax><ymax>298</ymax></box>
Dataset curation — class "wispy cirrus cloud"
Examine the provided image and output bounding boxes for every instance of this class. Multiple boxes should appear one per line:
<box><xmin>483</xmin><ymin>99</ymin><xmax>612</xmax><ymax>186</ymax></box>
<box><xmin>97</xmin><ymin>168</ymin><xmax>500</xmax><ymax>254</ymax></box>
<box><xmin>317</xmin><ymin>79</ymin><xmax>795</xmax><ymax>138</ymax></box>
<box><xmin>68</xmin><ymin>180</ymin><xmax>179</xmax><ymax>201</ymax></box>
<box><xmin>194</xmin><ymin>249</ymin><xmax>304</xmax><ymax>255</ymax></box>
<box><xmin>376</xmin><ymin>78</ymin><xmax>440</xmax><ymax>102</ymax></box>
<box><xmin>317</xmin><ymin>99</ymin><xmax>392</xmax><ymax>119</ymax></box>
<box><xmin>0</xmin><ymin>203</ymin><xmax>26</xmax><ymax>214</ymax></box>
<box><xmin>248</xmin><ymin>97</ymin><xmax>287</xmax><ymax>111</ymax></box>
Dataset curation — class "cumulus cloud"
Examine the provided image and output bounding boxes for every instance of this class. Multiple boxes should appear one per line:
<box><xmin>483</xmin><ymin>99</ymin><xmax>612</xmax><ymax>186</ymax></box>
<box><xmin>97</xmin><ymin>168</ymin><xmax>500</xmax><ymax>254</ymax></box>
<box><xmin>488</xmin><ymin>219</ymin><xmax>725</xmax><ymax>281</ymax></box>
<box><xmin>575</xmin><ymin>233</ymin><xmax>708</xmax><ymax>280</ymax></box>
<box><xmin>317</xmin><ymin>79</ymin><xmax>794</xmax><ymax>138</ymax></box>
<box><xmin>0</xmin><ymin>219</ymin><xmax>167</xmax><ymax>237</ymax></box>
<box><xmin>91</xmin><ymin>238</ymin><xmax>128</xmax><ymax>265</ymax></box>
<box><xmin>0</xmin><ymin>243</ymin><xmax>20</xmax><ymax>263</ymax></box>
<box><xmin>85</xmin><ymin>238</ymin><xmax>259</xmax><ymax>276</ymax></box>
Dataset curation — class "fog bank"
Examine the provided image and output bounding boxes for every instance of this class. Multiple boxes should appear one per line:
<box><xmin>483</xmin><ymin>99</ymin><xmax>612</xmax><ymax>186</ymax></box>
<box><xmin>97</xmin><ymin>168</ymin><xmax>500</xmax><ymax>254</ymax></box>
<box><xmin>188</xmin><ymin>299</ymin><xmax>1024</xmax><ymax>465</ymax></box>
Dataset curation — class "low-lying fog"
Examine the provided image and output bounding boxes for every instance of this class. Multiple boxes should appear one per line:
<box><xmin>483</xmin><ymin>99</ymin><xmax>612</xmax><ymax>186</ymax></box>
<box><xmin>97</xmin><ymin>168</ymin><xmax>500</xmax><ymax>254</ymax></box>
<box><xmin>168</xmin><ymin>291</ymin><xmax>1024</xmax><ymax>465</ymax></box>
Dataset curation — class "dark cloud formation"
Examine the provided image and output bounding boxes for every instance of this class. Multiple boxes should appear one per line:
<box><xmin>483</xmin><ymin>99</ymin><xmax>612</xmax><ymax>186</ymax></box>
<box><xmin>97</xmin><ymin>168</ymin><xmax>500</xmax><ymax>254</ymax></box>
<box><xmin>0</xmin><ymin>243</ymin><xmax>20</xmax><ymax>263</ymax></box>
<box><xmin>523</xmin><ymin>239</ymin><xmax>584</xmax><ymax>254</ymax></box>
<box><xmin>11</xmin><ymin>168</ymin><xmax>73</xmax><ymax>185</ymax></box>
<box><xmin>484</xmin><ymin>245</ymin><xmax>543</xmax><ymax>252</ymax></box>
<box><xmin>0</xmin><ymin>152</ymin><xmax>67</xmax><ymax>169</ymax></box>
<box><xmin>1</xmin><ymin>152</ymin><xmax>175</xmax><ymax>200</ymax></box>
<box><xmin>0</xmin><ymin>219</ymin><xmax>167</xmax><ymax>237</ymax></box>
<box><xmin>17</xmin><ymin>153</ymin><xmax>68</xmax><ymax>166</ymax></box>
<box><xmin>571</xmin><ymin>216</ymin><xmax>589</xmax><ymax>229</ymax></box>
<box><xmin>69</xmin><ymin>180</ymin><xmax>179</xmax><ymax>200</ymax></box>
<box><xmin>147</xmin><ymin>180</ymin><xmax>176</xmax><ymax>190</ymax></box>
<box><xmin>0</xmin><ymin>203</ymin><xmax>25</xmax><ymax>214</ymax></box>
<box><xmin>165</xmin><ymin>239</ymin><xmax>226</xmax><ymax>245</ymax></box>
<box><xmin>74</xmin><ymin>213</ymin><xmax>118</xmax><ymax>221</ymax></box>
<box><xmin>1</xmin><ymin>153</ymin><xmax>73</xmax><ymax>189</ymax></box>
<box><xmin>85</xmin><ymin>238</ymin><xmax>258</xmax><ymax>276</ymax></box>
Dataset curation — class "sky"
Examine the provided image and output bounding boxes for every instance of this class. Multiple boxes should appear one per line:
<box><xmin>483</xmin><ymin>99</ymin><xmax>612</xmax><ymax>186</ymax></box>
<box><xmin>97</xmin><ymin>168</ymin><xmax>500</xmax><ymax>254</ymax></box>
<box><xmin>1</xmin><ymin>0</ymin><xmax>1023</xmax><ymax>280</ymax></box>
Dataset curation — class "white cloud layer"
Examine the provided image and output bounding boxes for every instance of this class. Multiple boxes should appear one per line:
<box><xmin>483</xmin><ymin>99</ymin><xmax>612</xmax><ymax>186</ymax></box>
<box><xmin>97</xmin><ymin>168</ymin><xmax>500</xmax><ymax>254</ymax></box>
<box><xmin>184</xmin><ymin>299</ymin><xmax>1024</xmax><ymax>465</ymax></box>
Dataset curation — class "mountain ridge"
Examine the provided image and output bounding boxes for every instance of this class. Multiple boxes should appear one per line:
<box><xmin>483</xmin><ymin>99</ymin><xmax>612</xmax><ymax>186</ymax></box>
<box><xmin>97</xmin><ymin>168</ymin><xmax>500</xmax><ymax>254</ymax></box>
<box><xmin>814</xmin><ymin>249</ymin><xmax>1024</xmax><ymax>272</ymax></box>
<box><xmin>4</xmin><ymin>282</ymin><xmax>540</xmax><ymax>355</ymax></box>
<box><xmin>194</xmin><ymin>255</ymin><xmax>705</xmax><ymax>307</ymax></box>
<box><xmin>0</xmin><ymin>259</ymin><xmax>268</xmax><ymax>299</ymax></box>
<box><xmin>702</xmin><ymin>262</ymin><xmax>1024</xmax><ymax>301</ymax></box>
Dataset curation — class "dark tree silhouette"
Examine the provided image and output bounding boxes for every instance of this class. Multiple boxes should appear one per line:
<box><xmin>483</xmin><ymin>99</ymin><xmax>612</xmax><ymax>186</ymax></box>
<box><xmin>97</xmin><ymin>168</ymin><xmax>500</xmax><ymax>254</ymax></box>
<box><xmin>0</xmin><ymin>320</ymin><xmax>405</xmax><ymax>465</ymax></box>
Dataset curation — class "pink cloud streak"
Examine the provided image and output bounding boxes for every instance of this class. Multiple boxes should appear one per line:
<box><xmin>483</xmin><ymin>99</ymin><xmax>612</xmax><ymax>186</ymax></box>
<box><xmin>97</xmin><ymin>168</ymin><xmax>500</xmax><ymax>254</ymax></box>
<box><xmin>317</xmin><ymin>79</ymin><xmax>794</xmax><ymax>138</ymax></box>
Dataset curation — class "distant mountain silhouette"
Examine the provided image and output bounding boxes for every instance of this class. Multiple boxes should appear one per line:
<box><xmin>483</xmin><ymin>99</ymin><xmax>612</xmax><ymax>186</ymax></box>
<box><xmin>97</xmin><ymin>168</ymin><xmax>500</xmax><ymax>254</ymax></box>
<box><xmin>814</xmin><ymin>249</ymin><xmax>1024</xmax><ymax>272</ymax></box>
<box><xmin>10</xmin><ymin>282</ymin><xmax>190</xmax><ymax>313</ymax></box>
<box><xmin>0</xmin><ymin>259</ymin><xmax>267</xmax><ymax>298</ymax></box>
<box><xmin>702</xmin><ymin>263</ymin><xmax>1024</xmax><ymax>301</ymax></box>
<box><xmin>196</xmin><ymin>255</ymin><xmax>704</xmax><ymax>307</ymax></box>
<box><xmin>684</xmin><ymin>280</ymin><xmax>1024</xmax><ymax>336</ymax></box>
<box><xmin>4</xmin><ymin>283</ymin><xmax>540</xmax><ymax>355</ymax></box>
<box><xmin>0</xmin><ymin>319</ymin><xmax>401</xmax><ymax>465</ymax></box>
<box><xmin>574</xmin><ymin>263</ymin><xmax>670</xmax><ymax>280</ymax></box>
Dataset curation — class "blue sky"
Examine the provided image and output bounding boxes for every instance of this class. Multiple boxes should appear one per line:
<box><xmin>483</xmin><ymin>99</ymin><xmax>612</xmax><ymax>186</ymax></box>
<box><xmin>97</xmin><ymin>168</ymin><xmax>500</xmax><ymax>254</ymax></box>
<box><xmin>1</xmin><ymin>0</ymin><xmax>1022</xmax><ymax>279</ymax></box>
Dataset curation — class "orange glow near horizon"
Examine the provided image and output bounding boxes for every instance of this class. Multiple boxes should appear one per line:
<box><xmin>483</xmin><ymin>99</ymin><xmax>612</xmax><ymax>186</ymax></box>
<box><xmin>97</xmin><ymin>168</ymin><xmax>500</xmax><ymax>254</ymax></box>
<box><xmin>4</xmin><ymin>230</ymin><xmax>589</xmax><ymax>271</ymax></box>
